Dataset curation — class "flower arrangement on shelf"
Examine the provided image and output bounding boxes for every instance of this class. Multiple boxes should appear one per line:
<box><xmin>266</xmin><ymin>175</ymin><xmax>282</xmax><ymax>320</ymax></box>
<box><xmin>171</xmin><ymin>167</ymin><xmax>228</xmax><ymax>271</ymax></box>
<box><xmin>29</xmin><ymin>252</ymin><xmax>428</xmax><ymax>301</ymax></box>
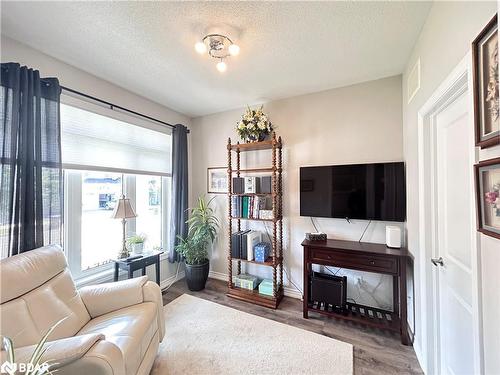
<box><xmin>236</xmin><ymin>105</ymin><xmax>273</xmax><ymax>143</ymax></box>
<box><xmin>485</xmin><ymin>183</ymin><xmax>500</xmax><ymax>217</ymax></box>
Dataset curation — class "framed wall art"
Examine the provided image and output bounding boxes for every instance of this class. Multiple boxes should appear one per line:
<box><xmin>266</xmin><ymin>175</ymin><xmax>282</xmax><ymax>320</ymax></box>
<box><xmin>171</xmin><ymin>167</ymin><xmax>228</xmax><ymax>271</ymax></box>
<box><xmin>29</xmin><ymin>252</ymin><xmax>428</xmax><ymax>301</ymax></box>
<box><xmin>472</xmin><ymin>14</ymin><xmax>499</xmax><ymax>149</ymax></box>
<box><xmin>207</xmin><ymin>167</ymin><xmax>228</xmax><ymax>194</ymax></box>
<box><xmin>475</xmin><ymin>157</ymin><xmax>500</xmax><ymax>239</ymax></box>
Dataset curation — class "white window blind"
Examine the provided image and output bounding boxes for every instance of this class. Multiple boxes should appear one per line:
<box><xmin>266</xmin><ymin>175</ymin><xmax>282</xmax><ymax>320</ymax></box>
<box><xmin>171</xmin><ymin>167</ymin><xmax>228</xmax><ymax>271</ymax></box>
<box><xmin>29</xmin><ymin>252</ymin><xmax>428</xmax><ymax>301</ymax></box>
<box><xmin>61</xmin><ymin>103</ymin><xmax>172</xmax><ymax>175</ymax></box>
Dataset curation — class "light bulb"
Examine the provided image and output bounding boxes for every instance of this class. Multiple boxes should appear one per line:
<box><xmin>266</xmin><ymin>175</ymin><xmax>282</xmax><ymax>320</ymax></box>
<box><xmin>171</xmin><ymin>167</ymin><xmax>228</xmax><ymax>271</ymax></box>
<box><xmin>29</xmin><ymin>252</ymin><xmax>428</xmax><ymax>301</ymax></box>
<box><xmin>194</xmin><ymin>41</ymin><xmax>207</xmax><ymax>54</ymax></box>
<box><xmin>216</xmin><ymin>60</ymin><xmax>227</xmax><ymax>73</ymax></box>
<box><xmin>228</xmin><ymin>44</ymin><xmax>240</xmax><ymax>56</ymax></box>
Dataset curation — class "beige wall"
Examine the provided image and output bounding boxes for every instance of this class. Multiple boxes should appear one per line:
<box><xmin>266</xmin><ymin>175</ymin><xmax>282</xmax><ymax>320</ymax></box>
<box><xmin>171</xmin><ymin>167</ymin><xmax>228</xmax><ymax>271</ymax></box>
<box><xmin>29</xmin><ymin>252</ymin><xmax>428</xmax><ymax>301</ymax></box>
<box><xmin>402</xmin><ymin>1</ymin><xmax>499</xmax><ymax>373</ymax></box>
<box><xmin>1</xmin><ymin>36</ymin><xmax>191</xmax><ymax>285</ymax></box>
<box><xmin>192</xmin><ymin>75</ymin><xmax>404</xmax><ymax>309</ymax></box>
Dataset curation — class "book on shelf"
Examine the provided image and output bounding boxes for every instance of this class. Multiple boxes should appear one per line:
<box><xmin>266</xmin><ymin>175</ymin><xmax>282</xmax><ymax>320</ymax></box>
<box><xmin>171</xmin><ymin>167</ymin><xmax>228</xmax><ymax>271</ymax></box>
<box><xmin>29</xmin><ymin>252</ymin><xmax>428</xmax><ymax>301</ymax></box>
<box><xmin>232</xmin><ymin>175</ymin><xmax>272</xmax><ymax>195</ymax></box>
<box><xmin>236</xmin><ymin>230</ymin><xmax>250</xmax><ymax>258</ymax></box>
<box><xmin>242</xmin><ymin>196</ymin><xmax>249</xmax><ymax>218</ymax></box>
<box><xmin>231</xmin><ymin>196</ymin><xmax>241</xmax><ymax>217</ymax></box>
<box><xmin>231</xmin><ymin>230</ymin><xmax>248</xmax><ymax>258</ymax></box>
<box><xmin>240</xmin><ymin>230</ymin><xmax>251</xmax><ymax>259</ymax></box>
<box><xmin>231</xmin><ymin>195</ymin><xmax>269</xmax><ymax>219</ymax></box>
<box><xmin>246</xmin><ymin>231</ymin><xmax>261</xmax><ymax>261</ymax></box>
<box><xmin>232</xmin><ymin>177</ymin><xmax>245</xmax><ymax>194</ymax></box>
<box><xmin>260</xmin><ymin>176</ymin><xmax>272</xmax><ymax>194</ymax></box>
<box><xmin>244</xmin><ymin>177</ymin><xmax>260</xmax><ymax>193</ymax></box>
<box><xmin>231</xmin><ymin>230</ymin><xmax>262</xmax><ymax>260</ymax></box>
<box><xmin>231</xmin><ymin>231</ymin><xmax>242</xmax><ymax>258</ymax></box>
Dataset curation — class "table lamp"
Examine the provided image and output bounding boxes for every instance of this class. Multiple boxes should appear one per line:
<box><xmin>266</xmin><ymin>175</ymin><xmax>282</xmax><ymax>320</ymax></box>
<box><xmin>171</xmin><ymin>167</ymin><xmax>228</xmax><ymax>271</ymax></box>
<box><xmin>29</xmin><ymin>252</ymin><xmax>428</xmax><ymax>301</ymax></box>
<box><xmin>112</xmin><ymin>194</ymin><xmax>137</xmax><ymax>259</ymax></box>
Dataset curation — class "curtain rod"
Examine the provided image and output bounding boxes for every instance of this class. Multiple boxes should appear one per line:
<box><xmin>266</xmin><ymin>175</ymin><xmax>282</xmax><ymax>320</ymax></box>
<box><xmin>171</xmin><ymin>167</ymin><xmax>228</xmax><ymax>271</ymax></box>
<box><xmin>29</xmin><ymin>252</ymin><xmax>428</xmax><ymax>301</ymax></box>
<box><xmin>0</xmin><ymin>64</ymin><xmax>187</xmax><ymax>132</ymax></box>
<box><xmin>60</xmin><ymin>86</ymin><xmax>189</xmax><ymax>133</ymax></box>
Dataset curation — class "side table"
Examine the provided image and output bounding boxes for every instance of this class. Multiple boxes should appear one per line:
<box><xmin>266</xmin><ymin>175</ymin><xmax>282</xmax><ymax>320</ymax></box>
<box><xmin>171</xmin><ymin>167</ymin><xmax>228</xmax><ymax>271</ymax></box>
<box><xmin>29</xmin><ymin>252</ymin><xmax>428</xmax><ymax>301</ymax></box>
<box><xmin>113</xmin><ymin>251</ymin><xmax>163</xmax><ymax>286</ymax></box>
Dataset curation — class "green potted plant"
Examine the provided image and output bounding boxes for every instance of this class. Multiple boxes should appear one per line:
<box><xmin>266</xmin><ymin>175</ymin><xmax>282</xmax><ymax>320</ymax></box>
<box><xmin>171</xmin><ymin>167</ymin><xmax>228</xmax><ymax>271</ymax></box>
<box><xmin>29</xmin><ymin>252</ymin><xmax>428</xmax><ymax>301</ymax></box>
<box><xmin>176</xmin><ymin>196</ymin><xmax>219</xmax><ymax>291</ymax></box>
<box><xmin>127</xmin><ymin>234</ymin><xmax>146</xmax><ymax>254</ymax></box>
<box><xmin>1</xmin><ymin>318</ymin><xmax>65</xmax><ymax>375</ymax></box>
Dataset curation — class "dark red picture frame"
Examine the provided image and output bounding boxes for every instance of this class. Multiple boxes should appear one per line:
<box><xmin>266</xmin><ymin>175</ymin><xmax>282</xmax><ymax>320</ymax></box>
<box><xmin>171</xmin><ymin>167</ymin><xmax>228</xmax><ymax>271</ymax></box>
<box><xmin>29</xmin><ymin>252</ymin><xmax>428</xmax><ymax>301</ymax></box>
<box><xmin>472</xmin><ymin>14</ymin><xmax>499</xmax><ymax>149</ymax></box>
<box><xmin>474</xmin><ymin>157</ymin><xmax>500</xmax><ymax>240</ymax></box>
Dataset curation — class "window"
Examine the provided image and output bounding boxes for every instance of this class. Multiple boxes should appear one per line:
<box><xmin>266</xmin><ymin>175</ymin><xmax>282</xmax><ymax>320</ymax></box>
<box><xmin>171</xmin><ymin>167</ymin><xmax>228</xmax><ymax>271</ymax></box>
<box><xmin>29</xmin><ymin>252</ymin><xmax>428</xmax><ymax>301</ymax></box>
<box><xmin>81</xmin><ymin>171</ymin><xmax>123</xmax><ymax>270</ymax></box>
<box><xmin>61</xmin><ymin>97</ymin><xmax>172</xmax><ymax>279</ymax></box>
<box><xmin>134</xmin><ymin>175</ymin><xmax>163</xmax><ymax>249</ymax></box>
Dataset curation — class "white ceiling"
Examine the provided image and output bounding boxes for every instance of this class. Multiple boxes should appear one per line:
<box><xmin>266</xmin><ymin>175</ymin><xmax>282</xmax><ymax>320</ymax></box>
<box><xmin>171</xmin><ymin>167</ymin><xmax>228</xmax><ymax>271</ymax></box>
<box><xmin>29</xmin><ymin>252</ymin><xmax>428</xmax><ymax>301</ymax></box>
<box><xmin>1</xmin><ymin>1</ymin><xmax>431</xmax><ymax>118</ymax></box>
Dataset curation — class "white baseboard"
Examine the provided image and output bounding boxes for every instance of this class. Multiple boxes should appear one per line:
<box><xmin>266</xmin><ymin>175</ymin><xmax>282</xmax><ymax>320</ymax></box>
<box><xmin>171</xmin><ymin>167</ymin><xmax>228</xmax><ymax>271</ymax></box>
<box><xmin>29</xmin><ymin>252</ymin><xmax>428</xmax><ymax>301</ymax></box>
<box><xmin>209</xmin><ymin>270</ymin><xmax>228</xmax><ymax>282</ymax></box>
<box><xmin>208</xmin><ymin>271</ymin><xmax>303</xmax><ymax>300</ymax></box>
<box><xmin>283</xmin><ymin>286</ymin><xmax>303</xmax><ymax>300</ymax></box>
<box><xmin>161</xmin><ymin>271</ymin><xmax>186</xmax><ymax>290</ymax></box>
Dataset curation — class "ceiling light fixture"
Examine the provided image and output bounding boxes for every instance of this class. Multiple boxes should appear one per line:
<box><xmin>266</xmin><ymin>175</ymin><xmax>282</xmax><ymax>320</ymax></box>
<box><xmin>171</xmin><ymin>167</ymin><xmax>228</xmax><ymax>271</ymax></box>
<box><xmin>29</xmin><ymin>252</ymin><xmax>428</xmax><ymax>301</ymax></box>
<box><xmin>194</xmin><ymin>33</ymin><xmax>239</xmax><ymax>73</ymax></box>
<box><xmin>194</xmin><ymin>41</ymin><xmax>207</xmax><ymax>54</ymax></box>
<box><xmin>216</xmin><ymin>60</ymin><xmax>227</xmax><ymax>73</ymax></box>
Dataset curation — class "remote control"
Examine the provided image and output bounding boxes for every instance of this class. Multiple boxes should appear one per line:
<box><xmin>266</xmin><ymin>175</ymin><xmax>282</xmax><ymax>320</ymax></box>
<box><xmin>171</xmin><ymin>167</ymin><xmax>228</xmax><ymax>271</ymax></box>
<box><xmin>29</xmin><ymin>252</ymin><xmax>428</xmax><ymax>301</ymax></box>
<box><xmin>125</xmin><ymin>255</ymin><xmax>143</xmax><ymax>262</ymax></box>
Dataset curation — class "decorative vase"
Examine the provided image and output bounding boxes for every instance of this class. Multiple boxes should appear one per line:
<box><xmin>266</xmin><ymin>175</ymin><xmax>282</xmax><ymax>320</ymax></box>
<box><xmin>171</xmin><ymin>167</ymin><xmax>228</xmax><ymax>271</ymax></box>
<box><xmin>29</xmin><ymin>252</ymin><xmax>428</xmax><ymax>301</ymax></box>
<box><xmin>132</xmin><ymin>243</ymin><xmax>144</xmax><ymax>254</ymax></box>
<box><xmin>247</xmin><ymin>133</ymin><xmax>267</xmax><ymax>143</ymax></box>
<box><xmin>184</xmin><ymin>260</ymin><xmax>210</xmax><ymax>291</ymax></box>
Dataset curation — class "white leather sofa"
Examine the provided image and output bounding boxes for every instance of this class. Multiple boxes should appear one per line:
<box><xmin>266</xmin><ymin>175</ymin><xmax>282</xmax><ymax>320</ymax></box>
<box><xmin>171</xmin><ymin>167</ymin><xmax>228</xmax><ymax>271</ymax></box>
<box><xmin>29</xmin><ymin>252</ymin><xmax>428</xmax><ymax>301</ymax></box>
<box><xmin>0</xmin><ymin>245</ymin><xmax>165</xmax><ymax>375</ymax></box>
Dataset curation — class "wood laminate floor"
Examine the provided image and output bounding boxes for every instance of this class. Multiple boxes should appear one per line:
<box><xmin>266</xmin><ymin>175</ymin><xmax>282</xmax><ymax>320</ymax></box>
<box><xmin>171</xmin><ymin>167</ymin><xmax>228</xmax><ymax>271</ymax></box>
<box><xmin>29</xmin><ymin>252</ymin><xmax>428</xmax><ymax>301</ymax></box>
<box><xmin>162</xmin><ymin>278</ymin><xmax>423</xmax><ymax>375</ymax></box>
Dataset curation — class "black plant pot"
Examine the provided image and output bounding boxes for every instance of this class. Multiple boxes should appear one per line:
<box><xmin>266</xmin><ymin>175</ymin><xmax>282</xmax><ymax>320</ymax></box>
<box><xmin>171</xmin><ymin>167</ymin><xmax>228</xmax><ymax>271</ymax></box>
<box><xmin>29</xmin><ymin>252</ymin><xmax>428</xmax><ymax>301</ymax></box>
<box><xmin>184</xmin><ymin>260</ymin><xmax>210</xmax><ymax>291</ymax></box>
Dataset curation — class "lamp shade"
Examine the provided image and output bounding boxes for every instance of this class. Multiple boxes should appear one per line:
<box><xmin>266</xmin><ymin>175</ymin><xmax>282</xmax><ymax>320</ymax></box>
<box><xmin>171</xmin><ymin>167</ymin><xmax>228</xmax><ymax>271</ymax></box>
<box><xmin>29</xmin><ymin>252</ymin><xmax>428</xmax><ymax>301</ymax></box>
<box><xmin>111</xmin><ymin>196</ymin><xmax>137</xmax><ymax>219</ymax></box>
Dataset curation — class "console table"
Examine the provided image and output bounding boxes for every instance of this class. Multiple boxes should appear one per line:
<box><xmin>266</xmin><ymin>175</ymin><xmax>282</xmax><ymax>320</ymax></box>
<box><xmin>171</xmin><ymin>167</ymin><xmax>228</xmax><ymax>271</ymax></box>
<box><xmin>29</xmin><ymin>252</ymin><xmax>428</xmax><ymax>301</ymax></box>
<box><xmin>302</xmin><ymin>239</ymin><xmax>412</xmax><ymax>345</ymax></box>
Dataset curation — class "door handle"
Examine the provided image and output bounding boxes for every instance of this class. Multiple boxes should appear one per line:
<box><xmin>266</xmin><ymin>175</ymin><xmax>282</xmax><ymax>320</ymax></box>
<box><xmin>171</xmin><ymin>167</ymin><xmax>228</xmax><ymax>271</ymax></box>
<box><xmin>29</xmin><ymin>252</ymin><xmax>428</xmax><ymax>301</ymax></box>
<box><xmin>431</xmin><ymin>257</ymin><xmax>444</xmax><ymax>267</ymax></box>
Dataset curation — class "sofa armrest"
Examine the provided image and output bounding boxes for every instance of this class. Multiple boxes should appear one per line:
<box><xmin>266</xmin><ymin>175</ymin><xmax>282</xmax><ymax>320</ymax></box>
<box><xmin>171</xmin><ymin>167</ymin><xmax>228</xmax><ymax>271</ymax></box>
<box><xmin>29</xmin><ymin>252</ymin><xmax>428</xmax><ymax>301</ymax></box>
<box><xmin>57</xmin><ymin>339</ymin><xmax>125</xmax><ymax>375</ymax></box>
<box><xmin>142</xmin><ymin>281</ymin><xmax>165</xmax><ymax>342</ymax></box>
<box><xmin>79</xmin><ymin>276</ymin><xmax>148</xmax><ymax>318</ymax></box>
<box><xmin>6</xmin><ymin>334</ymin><xmax>111</xmax><ymax>373</ymax></box>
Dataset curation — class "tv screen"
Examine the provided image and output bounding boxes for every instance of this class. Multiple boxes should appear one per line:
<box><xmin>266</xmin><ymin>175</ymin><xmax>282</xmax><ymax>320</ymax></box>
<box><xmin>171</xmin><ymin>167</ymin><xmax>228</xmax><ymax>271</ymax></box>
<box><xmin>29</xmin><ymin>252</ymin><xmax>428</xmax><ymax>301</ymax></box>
<box><xmin>300</xmin><ymin>162</ymin><xmax>406</xmax><ymax>222</ymax></box>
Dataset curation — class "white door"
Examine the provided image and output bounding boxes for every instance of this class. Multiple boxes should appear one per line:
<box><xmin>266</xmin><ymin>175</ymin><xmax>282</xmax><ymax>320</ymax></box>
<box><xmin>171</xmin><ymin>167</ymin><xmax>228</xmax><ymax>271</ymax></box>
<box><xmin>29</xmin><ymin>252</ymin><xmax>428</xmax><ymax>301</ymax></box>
<box><xmin>434</xmin><ymin>93</ymin><xmax>477</xmax><ymax>375</ymax></box>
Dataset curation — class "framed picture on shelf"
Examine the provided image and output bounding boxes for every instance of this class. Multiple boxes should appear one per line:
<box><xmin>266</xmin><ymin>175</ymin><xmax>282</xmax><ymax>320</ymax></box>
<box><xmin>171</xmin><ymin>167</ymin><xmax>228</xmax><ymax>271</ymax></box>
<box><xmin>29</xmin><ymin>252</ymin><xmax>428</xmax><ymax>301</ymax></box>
<box><xmin>472</xmin><ymin>14</ymin><xmax>499</xmax><ymax>149</ymax></box>
<box><xmin>207</xmin><ymin>167</ymin><xmax>228</xmax><ymax>194</ymax></box>
<box><xmin>475</xmin><ymin>157</ymin><xmax>500</xmax><ymax>239</ymax></box>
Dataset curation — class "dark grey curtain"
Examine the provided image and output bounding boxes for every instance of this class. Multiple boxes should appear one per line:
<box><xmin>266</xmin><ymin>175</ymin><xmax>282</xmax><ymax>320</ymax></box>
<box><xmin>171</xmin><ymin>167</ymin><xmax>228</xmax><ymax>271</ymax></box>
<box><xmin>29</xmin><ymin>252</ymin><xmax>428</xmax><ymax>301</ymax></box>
<box><xmin>0</xmin><ymin>63</ymin><xmax>63</xmax><ymax>257</ymax></box>
<box><xmin>169</xmin><ymin>124</ymin><xmax>188</xmax><ymax>262</ymax></box>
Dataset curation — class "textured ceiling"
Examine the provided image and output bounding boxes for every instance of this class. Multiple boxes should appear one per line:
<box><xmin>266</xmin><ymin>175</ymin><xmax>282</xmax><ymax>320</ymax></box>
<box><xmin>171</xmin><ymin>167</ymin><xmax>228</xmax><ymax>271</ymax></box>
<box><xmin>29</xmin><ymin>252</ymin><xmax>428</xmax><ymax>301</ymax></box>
<box><xmin>1</xmin><ymin>1</ymin><xmax>431</xmax><ymax>117</ymax></box>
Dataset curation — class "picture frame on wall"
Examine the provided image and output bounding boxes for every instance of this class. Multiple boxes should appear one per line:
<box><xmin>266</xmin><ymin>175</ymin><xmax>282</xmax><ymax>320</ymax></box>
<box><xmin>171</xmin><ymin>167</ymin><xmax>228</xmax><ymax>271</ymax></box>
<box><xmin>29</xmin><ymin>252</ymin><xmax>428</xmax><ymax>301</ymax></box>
<box><xmin>207</xmin><ymin>167</ymin><xmax>228</xmax><ymax>194</ymax></box>
<box><xmin>475</xmin><ymin>157</ymin><xmax>500</xmax><ymax>240</ymax></box>
<box><xmin>472</xmin><ymin>14</ymin><xmax>499</xmax><ymax>149</ymax></box>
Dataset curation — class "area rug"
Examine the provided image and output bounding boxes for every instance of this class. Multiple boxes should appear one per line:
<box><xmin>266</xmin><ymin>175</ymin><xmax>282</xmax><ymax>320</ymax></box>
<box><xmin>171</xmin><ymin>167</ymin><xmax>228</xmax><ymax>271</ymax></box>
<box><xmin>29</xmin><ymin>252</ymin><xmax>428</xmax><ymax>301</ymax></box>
<box><xmin>150</xmin><ymin>294</ymin><xmax>353</xmax><ymax>375</ymax></box>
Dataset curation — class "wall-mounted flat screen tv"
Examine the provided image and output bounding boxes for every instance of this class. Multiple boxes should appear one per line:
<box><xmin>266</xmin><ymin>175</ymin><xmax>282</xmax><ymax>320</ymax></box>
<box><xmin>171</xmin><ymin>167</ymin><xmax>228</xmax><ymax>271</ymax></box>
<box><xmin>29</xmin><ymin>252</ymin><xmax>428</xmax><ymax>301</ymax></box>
<box><xmin>300</xmin><ymin>162</ymin><xmax>406</xmax><ymax>222</ymax></box>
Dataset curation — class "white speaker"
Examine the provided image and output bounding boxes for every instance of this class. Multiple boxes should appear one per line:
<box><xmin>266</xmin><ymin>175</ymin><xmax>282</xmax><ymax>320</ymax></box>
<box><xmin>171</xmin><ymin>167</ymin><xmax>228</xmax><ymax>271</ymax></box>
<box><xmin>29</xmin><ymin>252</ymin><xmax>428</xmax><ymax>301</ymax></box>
<box><xmin>386</xmin><ymin>226</ymin><xmax>401</xmax><ymax>248</ymax></box>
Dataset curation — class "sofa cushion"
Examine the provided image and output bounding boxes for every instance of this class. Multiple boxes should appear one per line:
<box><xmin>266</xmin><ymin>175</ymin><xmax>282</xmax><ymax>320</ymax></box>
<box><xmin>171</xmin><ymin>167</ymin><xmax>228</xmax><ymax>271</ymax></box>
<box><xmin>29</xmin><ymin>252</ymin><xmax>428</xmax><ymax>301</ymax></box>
<box><xmin>78</xmin><ymin>302</ymin><xmax>158</xmax><ymax>375</ymax></box>
<box><xmin>0</xmin><ymin>245</ymin><xmax>67</xmax><ymax>304</ymax></box>
<box><xmin>0</xmin><ymin>269</ymin><xmax>91</xmax><ymax>347</ymax></box>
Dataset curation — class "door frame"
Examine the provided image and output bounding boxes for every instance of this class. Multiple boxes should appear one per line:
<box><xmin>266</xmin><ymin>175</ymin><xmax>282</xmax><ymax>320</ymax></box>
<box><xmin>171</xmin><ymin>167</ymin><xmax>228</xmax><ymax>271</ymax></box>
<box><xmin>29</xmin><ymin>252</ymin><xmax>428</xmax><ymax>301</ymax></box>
<box><xmin>417</xmin><ymin>53</ymin><xmax>483</xmax><ymax>375</ymax></box>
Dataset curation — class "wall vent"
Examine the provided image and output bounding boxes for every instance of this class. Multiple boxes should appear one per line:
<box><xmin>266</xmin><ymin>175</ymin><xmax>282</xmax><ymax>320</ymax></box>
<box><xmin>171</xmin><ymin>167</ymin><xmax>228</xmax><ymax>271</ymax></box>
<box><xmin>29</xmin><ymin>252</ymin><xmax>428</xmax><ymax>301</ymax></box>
<box><xmin>407</xmin><ymin>58</ymin><xmax>421</xmax><ymax>104</ymax></box>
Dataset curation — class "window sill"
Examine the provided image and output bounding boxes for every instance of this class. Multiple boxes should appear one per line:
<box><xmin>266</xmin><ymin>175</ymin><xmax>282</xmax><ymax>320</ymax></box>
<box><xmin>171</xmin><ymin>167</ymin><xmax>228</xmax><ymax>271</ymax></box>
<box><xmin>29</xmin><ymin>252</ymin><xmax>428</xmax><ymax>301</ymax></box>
<box><xmin>75</xmin><ymin>267</ymin><xmax>115</xmax><ymax>288</ymax></box>
<box><xmin>74</xmin><ymin>253</ymin><xmax>170</xmax><ymax>288</ymax></box>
